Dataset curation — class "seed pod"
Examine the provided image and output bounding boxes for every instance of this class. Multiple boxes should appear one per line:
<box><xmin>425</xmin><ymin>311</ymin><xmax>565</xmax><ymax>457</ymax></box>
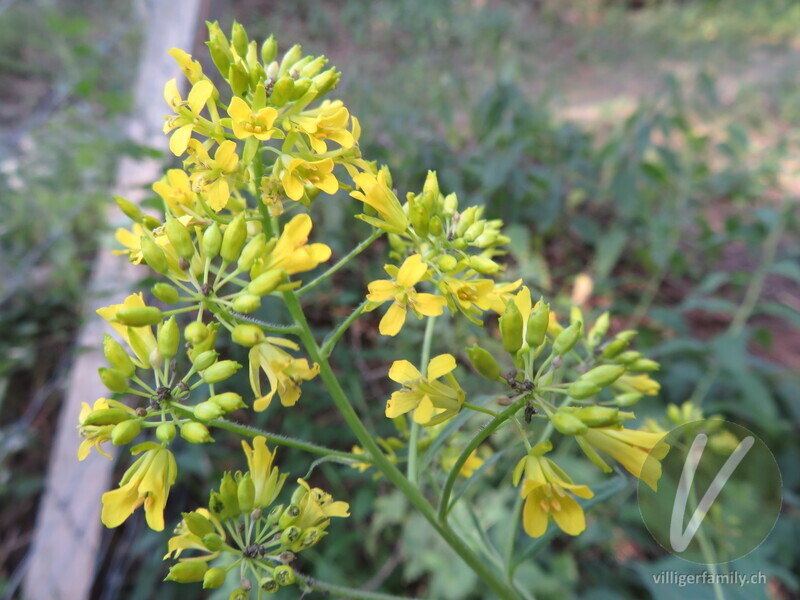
<box><xmin>165</xmin><ymin>561</ymin><xmax>207</xmax><ymax>583</ymax></box>
<box><xmin>185</xmin><ymin>321</ymin><xmax>209</xmax><ymax>345</ymax></box>
<box><xmin>157</xmin><ymin>317</ymin><xmax>180</xmax><ymax>359</ymax></box>
<box><xmin>248</xmin><ymin>269</ymin><xmax>284</xmax><ymax>296</ymax></box>
<box><xmin>526</xmin><ymin>302</ymin><xmax>550</xmax><ymax>348</ymax></box>
<box><xmin>202</xmin><ymin>567</ymin><xmax>227</xmax><ymax>590</ymax></box>
<box><xmin>553</xmin><ymin>321</ymin><xmax>582</xmax><ymax>355</ymax></box>
<box><xmin>98</xmin><ymin>367</ymin><xmax>129</xmax><ymax>393</ymax></box>
<box><xmin>581</xmin><ymin>365</ymin><xmax>626</xmax><ymax>388</ymax></box>
<box><xmin>466</xmin><ymin>344</ymin><xmax>501</xmax><ymax>381</ymax></box>
<box><xmin>232</xmin><ymin>294</ymin><xmax>261</xmax><ymax>313</ymax></box>
<box><xmin>151</xmin><ymin>282</ymin><xmax>180</xmax><ymax>304</ymax></box>
<box><xmin>140</xmin><ymin>236</ymin><xmax>168</xmax><ymax>274</ymax></box>
<box><xmin>574</xmin><ymin>406</ymin><xmax>620</xmax><ymax>427</ymax></box>
<box><xmin>566</xmin><ymin>380</ymin><xmax>601</xmax><ymax>400</ymax></box>
<box><xmin>232</xmin><ymin>324</ymin><xmax>264</xmax><ymax>347</ymax></box>
<box><xmin>499</xmin><ymin>299</ymin><xmax>524</xmax><ymax>354</ymax></box>
<box><xmin>110</xmin><ymin>420</ymin><xmax>141</xmax><ymax>445</ymax></box>
<box><xmin>103</xmin><ymin>335</ymin><xmax>135</xmax><ymax>377</ymax></box>
<box><xmin>202</xmin><ymin>360</ymin><xmax>241</xmax><ymax>383</ymax></box>
<box><xmin>552</xmin><ymin>411</ymin><xmax>588</xmax><ymax>435</ymax></box>
<box><xmin>156</xmin><ymin>422</ymin><xmax>176</xmax><ymax>443</ymax></box>
<box><xmin>194</xmin><ymin>400</ymin><xmax>223</xmax><ymax>421</ymax></box>
<box><xmin>114</xmin><ymin>306</ymin><xmax>163</xmax><ymax>327</ymax></box>
<box><xmin>221</xmin><ymin>213</ymin><xmax>247</xmax><ymax>263</ymax></box>
<box><xmin>180</xmin><ymin>421</ymin><xmax>213</xmax><ymax>444</ymax></box>
<box><xmin>165</xmin><ymin>217</ymin><xmax>195</xmax><ymax>259</ymax></box>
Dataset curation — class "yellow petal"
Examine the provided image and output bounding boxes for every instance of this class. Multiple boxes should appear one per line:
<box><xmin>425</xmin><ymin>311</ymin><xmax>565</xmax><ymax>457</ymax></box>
<box><xmin>187</xmin><ymin>79</ymin><xmax>212</xmax><ymax>113</ymax></box>
<box><xmin>426</xmin><ymin>354</ymin><xmax>456</xmax><ymax>380</ymax></box>
<box><xmin>413</xmin><ymin>395</ymin><xmax>436</xmax><ymax>425</ymax></box>
<box><xmin>379</xmin><ymin>302</ymin><xmax>407</xmax><ymax>336</ymax></box>
<box><xmin>367</xmin><ymin>280</ymin><xmax>398</xmax><ymax>302</ymax></box>
<box><xmin>396</xmin><ymin>254</ymin><xmax>427</xmax><ymax>288</ymax></box>
<box><xmin>169</xmin><ymin>125</ymin><xmax>193</xmax><ymax>156</ymax></box>
<box><xmin>385</xmin><ymin>390</ymin><xmax>423</xmax><ymax>418</ymax></box>
<box><xmin>388</xmin><ymin>360</ymin><xmax>421</xmax><ymax>384</ymax></box>
<box><xmin>551</xmin><ymin>493</ymin><xmax>586</xmax><ymax>535</ymax></box>
<box><xmin>413</xmin><ymin>293</ymin><xmax>446</xmax><ymax>317</ymax></box>
<box><xmin>522</xmin><ymin>493</ymin><xmax>548</xmax><ymax>538</ymax></box>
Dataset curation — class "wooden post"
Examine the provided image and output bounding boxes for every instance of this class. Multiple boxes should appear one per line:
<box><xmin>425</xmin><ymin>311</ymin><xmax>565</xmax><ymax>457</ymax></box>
<box><xmin>23</xmin><ymin>1</ymin><xmax>201</xmax><ymax>598</ymax></box>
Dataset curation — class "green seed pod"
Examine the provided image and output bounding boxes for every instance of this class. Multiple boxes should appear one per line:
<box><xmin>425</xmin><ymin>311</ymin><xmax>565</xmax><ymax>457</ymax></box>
<box><xmin>114</xmin><ymin>306</ymin><xmax>163</xmax><ymax>327</ymax></box>
<box><xmin>82</xmin><ymin>408</ymin><xmax>132</xmax><ymax>427</ymax></box>
<box><xmin>581</xmin><ymin>365</ymin><xmax>626</xmax><ymax>388</ymax></box>
<box><xmin>156</xmin><ymin>422</ymin><xmax>177</xmax><ymax>443</ymax></box>
<box><xmin>628</xmin><ymin>358</ymin><xmax>659</xmax><ymax>372</ymax></box>
<box><xmin>612</xmin><ymin>392</ymin><xmax>643</xmax><ymax>407</ymax></box>
<box><xmin>181</xmin><ymin>421</ymin><xmax>213</xmax><ymax>444</ymax></box>
<box><xmin>210</xmin><ymin>392</ymin><xmax>246</xmax><ymax>413</ymax></box>
<box><xmin>437</xmin><ymin>254</ymin><xmax>458</xmax><ymax>272</ymax></box>
<box><xmin>185</xmin><ymin>321</ymin><xmax>209</xmax><ymax>345</ymax></box>
<box><xmin>468</xmin><ymin>255</ymin><xmax>499</xmax><ymax>274</ymax></box>
<box><xmin>114</xmin><ymin>196</ymin><xmax>143</xmax><ymax>222</ymax></box>
<box><xmin>157</xmin><ymin>316</ymin><xmax>180</xmax><ymax>359</ymax></box>
<box><xmin>201</xmin><ymin>532</ymin><xmax>223</xmax><ymax>552</ymax></box>
<box><xmin>574</xmin><ymin>406</ymin><xmax>620</xmax><ymax>427</ymax></box>
<box><xmin>165</xmin><ymin>561</ymin><xmax>207</xmax><ymax>583</ymax></box>
<box><xmin>165</xmin><ymin>217</ymin><xmax>195</xmax><ymax>259</ymax></box>
<box><xmin>219</xmin><ymin>472</ymin><xmax>240</xmax><ymax>517</ymax></box>
<box><xmin>273</xmin><ymin>565</ymin><xmax>295</xmax><ymax>586</ymax></box>
<box><xmin>192</xmin><ymin>350</ymin><xmax>218</xmax><ymax>371</ymax></box>
<box><xmin>553</xmin><ymin>321</ymin><xmax>582</xmax><ymax>355</ymax></box>
<box><xmin>221</xmin><ymin>213</ymin><xmax>247</xmax><ymax>263</ymax></box>
<box><xmin>183</xmin><ymin>511</ymin><xmax>215</xmax><ymax>538</ymax></box>
<box><xmin>499</xmin><ymin>299</ymin><xmax>524</xmax><ymax>354</ymax></box>
<box><xmin>237</xmin><ymin>472</ymin><xmax>255</xmax><ymax>512</ymax></box>
<box><xmin>552</xmin><ymin>411</ymin><xmax>588</xmax><ymax>436</ymax></box>
<box><xmin>248</xmin><ymin>269</ymin><xmax>284</xmax><ymax>296</ymax></box>
<box><xmin>238</xmin><ymin>233</ymin><xmax>267</xmax><ymax>270</ymax></box>
<box><xmin>202</xmin><ymin>360</ymin><xmax>241</xmax><ymax>383</ymax></box>
<box><xmin>202</xmin><ymin>223</ymin><xmax>222</xmax><ymax>259</ymax></box>
<box><xmin>202</xmin><ymin>566</ymin><xmax>227</xmax><ymax>590</ymax></box>
<box><xmin>194</xmin><ymin>400</ymin><xmax>223</xmax><ymax>421</ymax></box>
<box><xmin>466</xmin><ymin>344</ymin><xmax>501</xmax><ymax>381</ymax></box>
<box><xmin>261</xmin><ymin>34</ymin><xmax>277</xmax><ymax>64</ymax></box>
<box><xmin>232</xmin><ymin>324</ymin><xmax>264</xmax><ymax>347</ymax></box>
<box><xmin>98</xmin><ymin>367</ymin><xmax>129</xmax><ymax>393</ymax></box>
<box><xmin>151</xmin><ymin>282</ymin><xmax>180</xmax><ymax>304</ymax></box>
<box><xmin>103</xmin><ymin>335</ymin><xmax>136</xmax><ymax>377</ymax></box>
<box><xmin>270</xmin><ymin>75</ymin><xmax>295</xmax><ymax>106</ymax></box>
<box><xmin>278</xmin><ymin>504</ymin><xmax>301</xmax><ymax>529</ymax></box>
<box><xmin>140</xmin><ymin>236</ymin><xmax>168</xmax><ymax>274</ymax></box>
<box><xmin>110</xmin><ymin>420</ymin><xmax>141</xmax><ymax>445</ymax></box>
<box><xmin>566</xmin><ymin>380</ymin><xmax>601</xmax><ymax>400</ymax></box>
<box><xmin>232</xmin><ymin>294</ymin><xmax>261</xmax><ymax>313</ymax></box>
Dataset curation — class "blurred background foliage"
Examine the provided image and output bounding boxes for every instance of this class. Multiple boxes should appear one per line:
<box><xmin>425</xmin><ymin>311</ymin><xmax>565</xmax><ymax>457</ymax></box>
<box><xmin>1</xmin><ymin>0</ymin><xmax>799</xmax><ymax>599</ymax></box>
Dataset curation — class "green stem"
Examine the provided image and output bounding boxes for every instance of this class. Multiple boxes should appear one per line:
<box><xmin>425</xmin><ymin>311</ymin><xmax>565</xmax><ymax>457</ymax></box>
<box><xmin>320</xmin><ymin>299</ymin><xmax>370</xmax><ymax>358</ymax></box>
<box><xmin>296</xmin><ymin>572</ymin><xmax>420</xmax><ymax>600</ymax></box>
<box><xmin>283</xmin><ymin>291</ymin><xmax>521</xmax><ymax>600</ymax></box>
<box><xmin>408</xmin><ymin>316</ymin><xmax>437</xmax><ymax>485</ymax></box>
<box><xmin>438</xmin><ymin>397</ymin><xmax>527</xmax><ymax>522</ymax></box>
<box><xmin>297</xmin><ymin>228</ymin><xmax>383</xmax><ymax>295</ymax></box>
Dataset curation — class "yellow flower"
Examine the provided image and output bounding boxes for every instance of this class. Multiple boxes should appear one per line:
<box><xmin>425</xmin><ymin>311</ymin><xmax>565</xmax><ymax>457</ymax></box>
<box><xmin>241</xmin><ymin>436</ymin><xmax>288</xmax><ymax>508</ymax></box>
<box><xmin>248</xmin><ymin>337</ymin><xmax>320</xmax><ymax>411</ymax></box>
<box><xmin>163</xmin><ymin>78</ymin><xmax>213</xmax><ymax>156</ymax></box>
<box><xmin>366</xmin><ymin>254</ymin><xmax>446</xmax><ymax>336</ymax></box>
<box><xmin>186</xmin><ymin>139</ymin><xmax>240</xmax><ymax>212</ymax></box>
<box><xmin>164</xmin><ymin>508</ymin><xmax>224</xmax><ymax>560</ymax></box>
<box><xmin>113</xmin><ymin>218</ymin><xmax>191</xmax><ymax>279</ymax></box>
<box><xmin>252</xmin><ymin>213</ymin><xmax>331</xmax><ymax>276</ymax></box>
<box><xmin>281</xmin><ymin>157</ymin><xmax>338</xmax><ymax>201</ymax></box>
<box><xmin>153</xmin><ymin>169</ymin><xmax>198</xmax><ymax>216</ymax></box>
<box><xmin>289</xmin><ymin>100</ymin><xmax>354</xmax><ymax>153</ymax></box>
<box><xmin>77</xmin><ymin>398</ymin><xmax>136</xmax><ymax>460</ymax></box>
<box><xmin>96</xmin><ymin>293</ymin><xmax>157</xmax><ymax>367</ymax></box>
<box><xmin>292</xmin><ymin>478</ymin><xmax>350</xmax><ymax>531</ymax></box>
<box><xmin>513</xmin><ymin>441</ymin><xmax>594</xmax><ymax>538</ymax></box>
<box><xmin>385</xmin><ymin>353</ymin><xmax>464</xmax><ymax>426</ymax></box>
<box><xmin>227</xmin><ymin>96</ymin><xmax>279</xmax><ymax>141</ymax></box>
<box><xmin>101</xmin><ymin>443</ymin><xmax>177</xmax><ymax>531</ymax></box>
<box><xmin>442</xmin><ymin>447</ymin><xmax>484</xmax><ymax>478</ymax></box>
<box><xmin>168</xmin><ymin>48</ymin><xmax>204</xmax><ymax>84</ymax></box>
<box><xmin>442</xmin><ymin>277</ymin><xmax>521</xmax><ymax>320</ymax></box>
<box><xmin>350</xmin><ymin>169</ymin><xmax>409</xmax><ymax>234</ymax></box>
<box><xmin>578</xmin><ymin>426</ymin><xmax>670</xmax><ymax>491</ymax></box>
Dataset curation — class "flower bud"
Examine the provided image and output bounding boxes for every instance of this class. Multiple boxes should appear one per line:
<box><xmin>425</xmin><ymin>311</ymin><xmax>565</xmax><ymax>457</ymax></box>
<box><xmin>300</xmin><ymin>55</ymin><xmax>327</xmax><ymax>78</ymax></box>
<box><xmin>194</xmin><ymin>400</ymin><xmax>224</xmax><ymax>421</ymax></box>
<box><xmin>141</xmin><ymin>236</ymin><xmax>168</xmax><ymax>274</ymax></box>
<box><xmin>614</xmin><ymin>350</ymin><xmax>641</xmax><ymax>365</ymax></box>
<box><xmin>473</xmin><ymin>232</ymin><xmax>498</xmax><ymax>248</ymax></box>
<box><xmin>210</xmin><ymin>392</ymin><xmax>246</xmax><ymax>412</ymax></box>
<box><xmin>157</xmin><ymin>316</ymin><xmax>180</xmax><ymax>359</ymax></box>
<box><xmin>81</xmin><ymin>408</ymin><xmax>132</xmax><ymax>426</ymax></box>
<box><xmin>599</xmin><ymin>339</ymin><xmax>629</xmax><ymax>360</ymax></box>
<box><xmin>612</xmin><ymin>392</ymin><xmax>643</xmax><ymax>407</ymax></box>
<box><xmin>181</xmin><ymin>421</ymin><xmax>214</xmax><ymax>444</ymax></box>
<box><xmin>261</xmin><ymin>34</ymin><xmax>277</xmax><ymax>64</ymax></box>
<box><xmin>499</xmin><ymin>299</ymin><xmax>524</xmax><ymax>354</ymax></box>
<box><xmin>192</xmin><ymin>350</ymin><xmax>218</xmax><ymax>371</ymax></box>
<box><xmin>165</xmin><ymin>561</ymin><xmax>207</xmax><ymax>583</ymax></box>
<box><xmin>312</xmin><ymin>67</ymin><xmax>339</xmax><ymax>96</ymax></box>
<box><xmin>156</xmin><ymin>422</ymin><xmax>177</xmax><ymax>443</ymax></box>
<box><xmin>279</xmin><ymin>44</ymin><xmax>302</xmax><ymax>76</ymax></box>
<box><xmin>229</xmin><ymin>61</ymin><xmax>250</xmax><ymax>97</ymax></box>
<box><xmin>202</xmin><ymin>223</ymin><xmax>222</xmax><ymax>259</ymax></box>
<box><xmin>437</xmin><ymin>254</ymin><xmax>457</xmax><ymax>272</ymax></box>
<box><xmin>185</xmin><ymin>321</ymin><xmax>209</xmax><ymax>345</ymax></box>
<box><xmin>280</xmin><ymin>526</ymin><xmax>301</xmax><ymax>547</ymax></box>
<box><xmin>553</xmin><ymin>321</ymin><xmax>582</xmax><ymax>355</ymax></box>
<box><xmin>148</xmin><ymin>347</ymin><xmax>163</xmax><ymax>368</ymax></box>
<box><xmin>98</xmin><ymin>367</ymin><xmax>129</xmax><ymax>393</ymax></box>
<box><xmin>115</xmin><ymin>196</ymin><xmax>143</xmax><ymax>222</ymax></box>
<box><xmin>628</xmin><ymin>358</ymin><xmax>659</xmax><ymax>372</ymax></box>
<box><xmin>151</xmin><ymin>282</ymin><xmax>180</xmax><ymax>304</ymax></box>
<box><xmin>526</xmin><ymin>302</ymin><xmax>550</xmax><ymax>348</ymax></box>
<box><xmin>221</xmin><ymin>213</ymin><xmax>247</xmax><ymax>263</ymax></box>
<box><xmin>566</xmin><ymin>380</ymin><xmax>601</xmax><ymax>399</ymax></box>
<box><xmin>232</xmin><ymin>324</ymin><xmax>264</xmax><ymax>347</ymax></box>
<box><xmin>464</xmin><ymin>221</ymin><xmax>485</xmax><ymax>242</ymax></box>
<box><xmin>238</xmin><ymin>233</ymin><xmax>267</xmax><ymax>270</ymax></box>
<box><xmin>220</xmin><ymin>473</ymin><xmax>240</xmax><ymax>516</ymax></box>
<box><xmin>270</xmin><ymin>75</ymin><xmax>295</xmax><ymax>106</ymax></box>
<box><xmin>237</xmin><ymin>473</ymin><xmax>255</xmax><ymax>512</ymax></box>
<box><xmin>202</xmin><ymin>532</ymin><xmax>224</xmax><ymax>552</ymax></box>
<box><xmin>103</xmin><ymin>335</ymin><xmax>135</xmax><ymax>377</ymax></box>
<box><xmin>231</xmin><ymin>21</ymin><xmax>248</xmax><ymax>56</ymax></box>
<box><xmin>266</xmin><ymin>504</ymin><xmax>284</xmax><ymax>526</ymax></box>
<box><xmin>202</xmin><ymin>360</ymin><xmax>242</xmax><ymax>383</ymax></box>
<box><xmin>203</xmin><ymin>567</ymin><xmax>227</xmax><ymax>590</ymax></box>
<box><xmin>183</xmin><ymin>511</ymin><xmax>215</xmax><ymax>537</ymax></box>
<box><xmin>232</xmin><ymin>294</ymin><xmax>261</xmax><ymax>313</ymax></box>
<box><xmin>248</xmin><ymin>269</ymin><xmax>284</xmax><ymax>296</ymax></box>
<box><xmin>278</xmin><ymin>504</ymin><xmax>300</xmax><ymax>529</ymax></box>
<box><xmin>273</xmin><ymin>565</ymin><xmax>295</xmax><ymax>586</ymax></box>
<box><xmin>581</xmin><ymin>365</ymin><xmax>625</xmax><ymax>387</ymax></box>
<box><xmin>429</xmin><ymin>215</ymin><xmax>444</xmax><ymax>237</ymax></box>
<box><xmin>574</xmin><ymin>406</ymin><xmax>620</xmax><ymax>427</ymax></box>
<box><xmin>165</xmin><ymin>217</ymin><xmax>195</xmax><ymax>259</ymax></box>
<box><xmin>552</xmin><ymin>411</ymin><xmax>588</xmax><ymax>435</ymax></box>
<box><xmin>587</xmin><ymin>312</ymin><xmax>610</xmax><ymax>345</ymax></box>
<box><xmin>468</xmin><ymin>255</ymin><xmax>499</xmax><ymax>274</ymax></box>
<box><xmin>110</xmin><ymin>420</ymin><xmax>141</xmax><ymax>445</ymax></box>
<box><xmin>466</xmin><ymin>344</ymin><xmax>501</xmax><ymax>381</ymax></box>
<box><xmin>114</xmin><ymin>306</ymin><xmax>163</xmax><ymax>327</ymax></box>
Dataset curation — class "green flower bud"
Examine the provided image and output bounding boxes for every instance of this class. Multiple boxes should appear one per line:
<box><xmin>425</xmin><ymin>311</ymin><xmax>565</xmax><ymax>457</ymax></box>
<box><xmin>194</xmin><ymin>400</ymin><xmax>224</xmax><ymax>421</ymax></box>
<box><xmin>248</xmin><ymin>269</ymin><xmax>284</xmax><ymax>296</ymax></box>
<box><xmin>231</xmin><ymin>21</ymin><xmax>248</xmax><ymax>56</ymax></box>
<box><xmin>566</xmin><ymin>380</ymin><xmax>601</xmax><ymax>399</ymax></box>
<box><xmin>464</xmin><ymin>221</ymin><xmax>485</xmax><ymax>242</ymax></box>
<box><xmin>587</xmin><ymin>312</ymin><xmax>610</xmax><ymax>345</ymax></box>
<box><xmin>165</xmin><ymin>561</ymin><xmax>207</xmax><ymax>583</ymax></box>
<box><xmin>270</xmin><ymin>75</ymin><xmax>295</xmax><ymax>106</ymax></box>
<box><xmin>553</xmin><ymin>321</ymin><xmax>582</xmax><ymax>355</ymax></box>
<box><xmin>232</xmin><ymin>324</ymin><xmax>264</xmax><ymax>347</ymax></box>
<box><xmin>210</xmin><ymin>392</ymin><xmax>246</xmax><ymax>413</ymax></box>
<box><xmin>428</xmin><ymin>215</ymin><xmax>444</xmax><ymax>237</ymax></box>
<box><xmin>453</xmin><ymin>238</ymin><xmax>468</xmax><ymax>251</ymax></box>
<box><xmin>140</xmin><ymin>236</ymin><xmax>168</xmax><ymax>274</ymax></box>
<box><xmin>280</xmin><ymin>526</ymin><xmax>301</xmax><ymax>547</ymax></box>
<box><xmin>220</xmin><ymin>472</ymin><xmax>240</xmax><ymax>516</ymax></box>
<box><xmin>202</xmin><ymin>532</ymin><xmax>224</xmax><ymax>552</ymax></box>
<box><xmin>203</xmin><ymin>566</ymin><xmax>227</xmax><ymax>590</ymax></box>
<box><xmin>238</xmin><ymin>233</ymin><xmax>266</xmax><ymax>270</ymax></box>
<box><xmin>103</xmin><ymin>335</ymin><xmax>136</xmax><ymax>377</ymax></box>
<box><xmin>110</xmin><ymin>420</ymin><xmax>141</xmax><ymax>445</ymax></box>
<box><xmin>156</xmin><ymin>422</ymin><xmax>177</xmax><ymax>443</ymax></box>
<box><xmin>552</xmin><ymin>411</ymin><xmax>588</xmax><ymax>435</ymax></box>
<box><xmin>437</xmin><ymin>254</ymin><xmax>458</xmax><ymax>272</ymax></box>
<box><xmin>229</xmin><ymin>61</ymin><xmax>250</xmax><ymax>96</ymax></box>
<box><xmin>613</xmin><ymin>392</ymin><xmax>643</xmax><ymax>407</ymax></box>
<box><xmin>81</xmin><ymin>408</ymin><xmax>132</xmax><ymax>426</ymax></box>
<box><xmin>259</xmin><ymin>578</ymin><xmax>279</xmax><ymax>594</ymax></box>
<box><xmin>312</xmin><ymin>67</ymin><xmax>339</xmax><ymax>96</ymax></box>
<box><xmin>183</xmin><ymin>511</ymin><xmax>215</xmax><ymax>537</ymax></box>
<box><xmin>473</xmin><ymin>232</ymin><xmax>498</xmax><ymax>248</ymax></box>
<box><xmin>526</xmin><ymin>301</ymin><xmax>550</xmax><ymax>348</ymax></box>
<box><xmin>208</xmin><ymin>491</ymin><xmax>227</xmax><ymax>520</ymax></box>
<box><xmin>192</xmin><ymin>322</ymin><xmax>219</xmax><ymax>354</ymax></box>
<box><xmin>181</xmin><ymin>421</ymin><xmax>213</xmax><ymax>444</ymax></box>
<box><xmin>185</xmin><ymin>321</ymin><xmax>209</xmax><ymax>345</ymax></box>
<box><xmin>273</xmin><ymin>565</ymin><xmax>295</xmax><ymax>586</ymax></box>
<box><xmin>278</xmin><ymin>44</ymin><xmax>302</xmax><ymax>76</ymax></box>
<box><xmin>202</xmin><ymin>223</ymin><xmax>222</xmax><ymax>259</ymax></box>
<box><xmin>300</xmin><ymin>55</ymin><xmax>327</xmax><ymax>78</ymax></box>
<box><xmin>468</xmin><ymin>255</ymin><xmax>499</xmax><ymax>274</ymax></box>
<box><xmin>500</xmin><ymin>299</ymin><xmax>524</xmax><ymax>354</ymax></box>
<box><xmin>628</xmin><ymin>358</ymin><xmax>659</xmax><ymax>372</ymax></box>
<box><xmin>98</xmin><ymin>367</ymin><xmax>129</xmax><ymax>393</ymax></box>
<box><xmin>278</xmin><ymin>504</ymin><xmax>301</xmax><ymax>529</ymax></box>
<box><xmin>114</xmin><ymin>306</ymin><xmax>163</xmax><ymax>327</ymax></box>
<box><xmin>261</xmin><ymin>34</ymin><xmax>277</xmax><ymax>64</ymax></box>
<box><xmin>157</xmin><ymin>316</ymin><xmax>180</xmax><ymax>359</ymax></box>
<box><xmin>192</xmin><ymin>350</ymin><xmax>218</xmax><ymax>371</ymax></box>
<box><xmin>114</xmin><ymin>196</ymin><xmax>143</xmax><ymax>222</ymax></box>
<box><xmin>614</xmin><ymin>351</ymin><xmax>642</xmax><ymax>365</ymax></box>
<box><xmin>599</xmin><ymin>339</ymin><xmax>628</xmax><ymax>360</ymax></box>
<box><xmin>221</xmin><ymin>214</ymin><xmax>247</xmax><ymax>263</ymax></box>
<box><xmin>581</xmin><ymin>365</ymin><xmax>625</xmax><ymax>387</ymax></box>
<box><xmin>202</xmin><ymin>360</ymin><xmax>241</xmax><ymax>383</ymax></box>
<box><xmin>237</xmin><ymin>472</ymin><xmax>255</xmax><ymax>512</ymax></box>
<box><xmin>466</xmin><ymin>344</ymin><xmax>501</xmax><ymax>381</ymax></box>
<box><xmin>410</xmin><ymin>205</ymin><xmax>429</xmax><ymax>236</ymax></box>
<box><xmin>574</xmin><ymin>406</ymin><xmax>620</xmax><ymax>427</ymax></box>
<box><xmin>232</xmin><ymin>294</ymin><xmax>261</xmax><ymax>313</ymax></box>
<box><xmin>266</xmin><ymin>504</ymin><xmax>284</xmax><ymax>526</ymax></box>
<box><xmin>165</xmin><ymin>217</ymin><xmax>195</xmax><ymax>259</ymax></box>
<box><xmin>151</xmin><ymin>282</ymin><xmax>180</xmax><ymax>304</ymax></box>
<box><xmin>206</xmin><ymin>39</ymin><xmax>231</xmax><ymax>78</ymax></box>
